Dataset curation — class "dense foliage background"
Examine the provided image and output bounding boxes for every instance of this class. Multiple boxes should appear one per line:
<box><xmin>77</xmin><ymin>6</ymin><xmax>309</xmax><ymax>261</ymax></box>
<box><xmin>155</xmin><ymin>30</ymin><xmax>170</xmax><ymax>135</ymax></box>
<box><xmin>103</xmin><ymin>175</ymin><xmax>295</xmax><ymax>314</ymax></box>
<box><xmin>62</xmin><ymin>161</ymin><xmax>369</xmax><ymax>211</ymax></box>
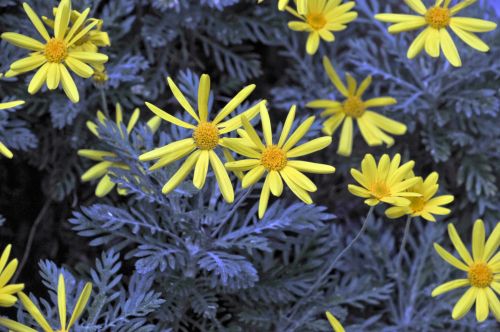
<box><xmin>1</xmin><ymin>0</ymin><xmax>499</xmax><ymax>330</ymax></box>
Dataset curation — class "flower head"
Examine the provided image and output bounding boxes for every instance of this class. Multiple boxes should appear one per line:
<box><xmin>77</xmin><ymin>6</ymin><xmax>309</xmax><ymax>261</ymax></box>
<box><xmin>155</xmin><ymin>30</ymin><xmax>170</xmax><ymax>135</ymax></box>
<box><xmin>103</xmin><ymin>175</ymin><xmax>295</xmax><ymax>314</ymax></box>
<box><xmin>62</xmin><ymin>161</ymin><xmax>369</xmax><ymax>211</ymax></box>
<box><xmin>224</xmin><ymin>104</ymin><xmax>335</xmax><ymax>218</ymax></box>
<box><xmin>385</xmin><ymin>172</ymin><xmax>454</xmax><ymax>221</ymax></box>
<box><xmin>0</xmin><ymin>99</ymin><xmax>25</xmax><ymax>159</ymax></box>
<box><xmin>432</xmin><ymin>220</ymin><xmax>500</xmax><ymax>322</ymax></box>
<box><xmin>78</xmin><ymin>104</ymin><xmax>161</xmax><ymax>197</ymax></box>
<box><xmin>325</xmin><ymin>311</ymin><xmax>345</xmax><ymax>332</ymax></box>
<box><xmin>307</xmin><ymin>57</ymin><xmax>406</xmax><ymax>156</ymax></box>
<box><xmin>348</xmin><ymin>154</ymin><xmax>421</xmax><ymax>207</ymax></box>
<box><xmin>375</xmin><ymin>0</ymin><xmax>497</xmax><ymax>67</ymax></box>
<box><xmin>1</xmin><ymin>0</ymin><xmax>109</xmax><ymax>103</ymax></box>
<box><xmin>139</xmin><ymin>74</ymin><xmax>259</xmax><ymax>203</ymax></box>
<box><xmin>0</xmin><ymin>244</ymin><xmax>24</xmax><ymax>307</ymax></box>
<box><xmin>287</xmin><ymin>0</ymin><xmax>358</xmax><ymax>55</ymax></box>
<box><xmin>0</xmin><ymin>273</ymin><xmax>92</xmax><ymax>332</ymax></box>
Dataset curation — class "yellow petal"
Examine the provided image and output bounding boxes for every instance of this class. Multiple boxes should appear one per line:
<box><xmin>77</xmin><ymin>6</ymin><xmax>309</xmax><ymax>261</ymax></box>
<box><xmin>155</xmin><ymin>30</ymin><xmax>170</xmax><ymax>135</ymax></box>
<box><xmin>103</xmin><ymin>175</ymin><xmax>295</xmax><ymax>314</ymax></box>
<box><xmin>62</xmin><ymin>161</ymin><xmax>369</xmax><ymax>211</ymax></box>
<box><xmin>162</xmin><ymin>151</ymin><xmax>200</xmax><ymax>194</ymax></box>
<box><xmin>277</xmin><ymin>105</ymin><xmax>296</xmax><ymax>148</ymax></box>
<box><xmin>282</xmin><ymin>116</ymin><xmax>315</xmax><ymax>151</ymax></box>
<box><xmin>286</xmin><ymin>136</ymin><xmax>331</xmax><ymax>158</ymax></box>
<box><xmin>0</xmin><ymin>142</ymin><xmax>13</xmax><ymax>159</ymax></box>
<box><xmin>447</xmin><ymin>223</ymin><xmax>474</xmax><ymax>266</ymax></box>
<box><xmin>139</xmin><ymin>138</ymin><xmax>195</xmax><ymax>161</ymax></box>
<box><xmin>404</xmin><ymin>0</ymin><xmax>427</xmax><ymax>15</ymax></box>
<box><xmin>472</xmin><ymin>219</ymin><xmax>485</xmax><ymax>262</ymax></box>
<box><xmin>450</xmin><ymin>17</ymin><xmax>497</xmax><ymax>32</ymax></box>
<box><xmin>363</xmin><ymin>97</ymin><xmax>397</xmax><ymax>108</ymax></box>
<box><xmin>0</xmin><ymin>317</ymin><xmax>37</xmax><ymax>332</ymax></box>
<box><xmin>65</xmin><ymin>56</ymin><xmax>94</xmax><ymax>78</ymax></box>
<box><xmin>322</xmin><ymin>56</ymin><xmax>348</xmax><ymax>97</ymax></box>
<box><xmin>387</xmin><ymin>18</ymin><xmax>427</xmax><ymax>33</ymax></box>
<box><xmin>193</xmin><ymin>150</ymin><xmax>210</xmax><ymax>189</ymax></box>
<box><xmin>433</xmin><ymin>243</ymin><xmax>469</xmax><ymax>271</ymax></box>
<box><xmin>67</xmin><ymin>282</ymin><xmax>92</xmax><ymax>329</ymax></box>
<box><xmin>322</xmin><ymin>112</ymin><xmax>345</xmax><ymax>136</ymax></box>
<box><xmin>58</xmin><ymin>274</ymin><xmax>67</xmax><ymax>329</ymax></box>
<box><xmin>375</xmin><ymin>13</ymin><xmax>425</xmax><ymax>23</ymax></box>
<box><xmin>28</xmin><ymin>63</ymin><xmax>50</xmax><ymax>94</ymax></box>
<box><xmin>452</xmin><ymin>287</ymin><xmax>478</xmax><ymax>320</ymax></box>
<box><xmin>281</xmin><ymin>167</ymin><xmax>316</xmax><ymax>192</ymax></box>
<box><xmin>325</xmin><ymin>311</ymin><xmax>345</xmax><ymax>332</ymax></box>
<box><xmin>213</xmin><ymin>84</ymin><xmax>256</xmax><ymax>124</ymax></box>
<box><xmin>22</xmin><ymin>3</ymin><xmax>50</xmax><ymax>41</ymax></box>
<box><xmin>337</xmin><ymin>116</ymin><xmax>353</xmax><ymax>156</ymax></box>
<box><xmin>449</xmin><ymin>23</ymin><xmax>490</xmax><ymax>52</ymax></box>
<box><xmin>484</xmin><ymin>222</ymin><xmax>500</xmax><ymax>262</ymax></box>
<box><xmin>95</xmin><ymin>175</ymin><xmax>116</xmax><ymax>197</ymax></box>
<box><xmin>165</xmin><ymin>77</ymin><xmax>199</xmax><ymax>122</ymax></box>
<box><xmin>0</xmin><ymin>100</ymin><xmax>24</xmax><ymax>110</ymax></box>
<box><xmin>208</xmin><ymin>151</ymin><xmax>234</xmax><ymax>203</ymax></box>
<box><xmin>306</xmin><ymin>32</ymin><xmax>320</xmax><ymax>55</ymax></box>
<box><xmin>486</xmin><ymin>287</ymin><xmax>500</xmax><ymax>321</ymax></box>
<box><xmin>280</xmin><ymin>170</ymin><xmax>313</xmax><ymax>204</ymax></box>
<box><xmin>431</xmin><ymin>279</ymin><xmax>470</xmax><ymax>297</ymax></box>
<box><xmin>10</xmin><ymin>54</ymin><xmax>46</xmax><ymax>72</ymax></box>
<box><xmin>268</xmin><ymin>170</ymin><xmax>283</xmax><ymax>196</ymax></box>
<box><xmin>286</xmin><ymin>160</ymin><xmax>335</xmax><ymax>174</ymax></box>
<box><xmin>476</xmin><ymin>288</ymin><xmax>489</xmax><ymax>322</ymax></box>
<box><xmin>198</xmin><ymin>74</ymin><xmax>210</xmax><ymax>122</ymax></box>
<box><xmin>440</xmin><ymin>28</ymin><xmax>462</xmax><ymax>67</ymax></box>
<box><xmin>69</xmin><ymin>52</ymin><xmax>109</xmax><ymax>64</ymax></box>
<box><xmin>260</xmin><ymin>103</ymin><xmax>273</xmax><ymax>146</ymax></box>
<box><xmin>59</xmin><ymin>64</ymin><xmax>79</xmax><ymax>103</ymax></box>
<box><xmin>1</xmin><ymin>32</ymin><xmax>45</xmax><ymax>51</ymax></box>
<box><xmin>242</xmin><ymin>165</ymin><xmax>266</xmax><ymax>188</ymax></box>
<box><xmin>258</xmin><ymin>175</ymin><xmax>271</xmax><ymax>219</ymax></box>
<box><xmin>54</xmin><ymin>0</ymin><xmax>70</xmax><ymax>39</ymax></box>
<box><xmin>18</xmin><ymin>292</ymin><xmax>53</xmax><ymax>332</ymax></box>
<box><xmin>81</xmin><ymin>161</ymin><xmax>112</xmax><ymax>182</ymax></box>
<box><xmin>149</xmin><ymin>144</ymin><xmax>196</xmax><ymax>171</ymax></box>
<box><xmin>145</xmin><ymin>102</ymin><xmax>195</xmax><ymax>129</ymax></box>
<box><xmin>224</xmin><ymin>159</ymin><xmax>261</xmax><ymax>171</ymax></box>
<box><xmin>241</xmin><ymin>116</ymin><xmax>265</xmax><ymax>150</ymax></box>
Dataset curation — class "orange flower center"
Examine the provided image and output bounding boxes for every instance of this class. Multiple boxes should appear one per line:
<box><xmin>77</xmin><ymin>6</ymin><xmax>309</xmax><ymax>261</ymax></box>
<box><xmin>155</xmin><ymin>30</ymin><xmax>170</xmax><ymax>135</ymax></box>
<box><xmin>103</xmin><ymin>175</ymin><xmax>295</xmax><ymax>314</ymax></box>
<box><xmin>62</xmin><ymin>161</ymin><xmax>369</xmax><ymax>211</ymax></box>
<box><xmin>261</xmin><ymin>146</ymin><xmax>287</xmax><ymax>171</ymax></box>
<box><xmin>425</xmin><ymin>7</ymin><xmax>451</xmax><ymax>29</ymax></box>
<box><xmin>306</xmin><ymin>12</ymin><xmax>327</xmax><ymax>30</ymax></box>
<box><xmin>343</xmin><ymin>96</ymin><xmax>365</xmax><ymax>118</ymax></box>
<box><xmin>193</xmin><ymin>122</ymin><xmax>220</xmax><ymax>150</ymax></box>
<box><xmin>468</xmin><ymin>262</ymin><xmax>493</xmax><ymax>288</ymax></box>
<box><xmin>370</xmin><ymin>181</ymin><xmax>390</xmax><ymax>199</ymax></box>
<box><xmin>409</xmin><ymin>197</ymin><xmax>426</xmax><ymax>213</ymax></box>
<box><xmin>44</xmin><ymin>38</ymin><xmax>68</xmax><ymax>63</ymax></box>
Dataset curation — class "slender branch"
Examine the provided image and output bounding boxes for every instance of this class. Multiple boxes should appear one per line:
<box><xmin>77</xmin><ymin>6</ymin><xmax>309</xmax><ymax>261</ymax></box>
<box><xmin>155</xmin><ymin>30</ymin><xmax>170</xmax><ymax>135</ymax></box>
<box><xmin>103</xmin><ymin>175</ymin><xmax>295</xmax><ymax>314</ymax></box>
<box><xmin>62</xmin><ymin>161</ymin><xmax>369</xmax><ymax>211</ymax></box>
<box><xmin>99</xmin><ymin>88</ymin><xmax>109</xmax><ymax>116</ymax></box>
<box><xmin>12</xmin><ymin>199</ymin><xmax>52</xmax><ymax>282</ymax></box>
<box><xmin>396</xmin><ymin>215</ymin><xmax>412</xmax><ymax>316</ymax></box>
<box><xmin>285</xmin><ymin>205</ymin><xmax>375</xmax><ymax>331</ymax></box>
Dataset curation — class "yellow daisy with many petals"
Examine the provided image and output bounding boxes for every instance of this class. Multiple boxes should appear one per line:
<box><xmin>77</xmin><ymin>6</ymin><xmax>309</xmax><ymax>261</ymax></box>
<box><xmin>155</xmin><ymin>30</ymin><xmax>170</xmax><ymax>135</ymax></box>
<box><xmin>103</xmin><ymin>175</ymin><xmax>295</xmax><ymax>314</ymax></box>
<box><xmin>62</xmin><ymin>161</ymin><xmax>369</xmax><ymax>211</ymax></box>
<box><xmin>0</xmin><ymin>273</ymin><xmax>92</xmax><ymax>332</ymax></box>
<box><xmin>79</xmin><ymin>104</ymin><xmax>161</xmax><ymax>197</ymax></box>
<box><xmin>432</xmin><ymin>220</ymin><xmax>500</xmax><ymax>322</ymax></box>
<box><xmin>375</xmin><ymin>0</ymin><xmax>497</xmax><ymax>67</ymax></box>
<box><xmin>1</xmin><ymin>0</ymin><xmax>109</xmax><ymax>103</ymax></box>
<box><xmin>385</xmin><ymin>172</ymin><xmax>454</xmax><ymax>221</ymax></box>
<box><xmin>0</xmin><ymin>99</ymin><xmax>25</xmax><ymax>158</ymax></box>
<box><xmin>307</xmin><ymin>57</ymin><xmax>406</xmax><ymax>156</ymax></box>
<box><xmin>224</xmin><ymin>104</ymin><xmax>335</xmax><ymax>218</ymax></box>
<box><xmin>325</xmin><ymin>311</ymin><xmax>345</xmax><ymax>332</ymax></box>
<box><xmin>348</xmin><ymin>154</ymin><xmax>421</xmax><ymax>207</ymax></box>
<box><xmin>139</xmin><ymin>74</ymin><xmax>260</xmax><ymax>203</ymax></box>
<box><xmin>287</xmin><ymin>0</ymin><xmax>358</xmax><ymax>55</ymax></box>
<box><xmin>0</xmin><ymin>244</ymin><xmax>24</xmax><ymax>308</ymax></box>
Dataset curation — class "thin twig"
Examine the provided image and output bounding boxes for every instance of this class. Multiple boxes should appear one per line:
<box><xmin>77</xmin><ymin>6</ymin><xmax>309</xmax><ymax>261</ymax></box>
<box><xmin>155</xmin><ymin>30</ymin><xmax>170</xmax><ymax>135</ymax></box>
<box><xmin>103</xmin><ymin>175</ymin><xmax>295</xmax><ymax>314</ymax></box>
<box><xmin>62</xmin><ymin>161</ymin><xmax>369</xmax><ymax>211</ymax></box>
<box><xmin>396</xmin><ymin>215</ymin><xmax>412</xmax><ymax>316</ymax></box>
<box><xmin>12</xmin><ymin>199</ymin><xmax>52</xmax><ymax>282</ymax></box>
<box><xmin>285</xmin><ymin>206</ymin><xmax>375</xmax><ymax>331</ymax></box>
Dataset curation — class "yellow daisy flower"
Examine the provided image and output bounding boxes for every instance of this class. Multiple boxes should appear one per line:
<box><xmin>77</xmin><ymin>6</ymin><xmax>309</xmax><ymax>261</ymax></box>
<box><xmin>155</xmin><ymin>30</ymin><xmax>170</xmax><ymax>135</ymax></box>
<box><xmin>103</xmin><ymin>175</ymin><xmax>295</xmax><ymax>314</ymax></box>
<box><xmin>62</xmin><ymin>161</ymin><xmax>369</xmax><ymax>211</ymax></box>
<box><xmin>0</xmin><ymin>244</ymin><xmax>24</xmax><ymax>308</ymax></box>
<box><xmin>348</xmin><ymin>154</ymin><xmax>421</xmax><ymax>207</ymax></box>
<box><xmin>432</xmin><ymin>220</ymin><xmax>500</xmax><ymax>322</ymax></box>
<box><xmin>287</xmin><ymin>0</ymin><xmax>358</xmax><ymax>55</ymax></box>
<box><xmin>223</xmin><ymin>103</ymin><xmax>335</xmax><ymax>218</ymax></box>
<box><xmin>0</xmin><ymin>99</ymin><xmax>25</xmax><ymax>159</ymax></box>
<box><xmin>375</xmin><ymin>0</ymin><xmax>497</xmax><ymax>67</ymax></box>
<box><xmin>0</xmin><ymin>273</ymin><xmax>92</xmax><ymax>332</ymax></box>
<box><xmin>307</xmin><ymin>57</ymin><xmax>406</xmax><ymax>156</ymax></box>
<box><xmin>139</xmin><ymin>74</ymin><xmax>259</xmax><ymax>203</ymax></box>
<box><xmin>385</xmin><ymin>172</ymin><xmax>454</xmax><ymax>221</ymax></box>
<box><xmin>325</xmin><ymin>311</ymin><xmax>345</xmax><ymax>332</ymax></box>
<box><xmin>1</xmin><ymin>0</ymin><xmax>109</xmax><ymax>103</ymax></box>
<box><xmin>78</xmin><ymin>104</ymin><xmax>161</xmax><ymax>197</ymax></box>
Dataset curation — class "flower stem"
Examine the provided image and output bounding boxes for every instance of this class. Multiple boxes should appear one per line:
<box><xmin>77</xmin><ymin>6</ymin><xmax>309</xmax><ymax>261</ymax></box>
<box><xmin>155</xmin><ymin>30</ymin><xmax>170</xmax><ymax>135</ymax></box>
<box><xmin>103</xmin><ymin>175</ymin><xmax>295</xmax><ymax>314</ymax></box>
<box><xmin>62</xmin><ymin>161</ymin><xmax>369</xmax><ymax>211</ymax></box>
<box><xmin>99</xmin><ymin>87</ymin><xmax>109</xmax><ymax>116</ymax></box>
<box><xmin>285</xmin><ymin>205</ymin><xmax>375</xmax><ymax>330</ymax></box>
<box><xmin>396</xmin><ymin>215</ymin><xmax>412</xmax><ymax>315</ymax></box>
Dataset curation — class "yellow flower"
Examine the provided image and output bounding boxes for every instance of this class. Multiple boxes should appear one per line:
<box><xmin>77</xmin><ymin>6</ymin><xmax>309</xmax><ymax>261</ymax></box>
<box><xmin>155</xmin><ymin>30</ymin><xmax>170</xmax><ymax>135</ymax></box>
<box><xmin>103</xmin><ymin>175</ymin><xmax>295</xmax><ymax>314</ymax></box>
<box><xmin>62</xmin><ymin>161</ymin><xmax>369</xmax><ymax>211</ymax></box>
<box><xmin>42</xmin><ymin>7</ymin><xmax>111</xmax><ymax>55</ymax></box>
<box><xmin>375</xmin><ymin>0</ymin><xmax>497</xmax><ymax>67</ymax></box>
<box><xmin>1</xmin><ymin>0</ymin><xmax>109</xmax><ymax>103</ymax></box>
<box><xmin>224</xmin><ymin>104</ymin><xmax>335</xmax><ymax>218</ymax></box>
<box><xmin>385</xmin><ymin>172</ymin><xmax>454</xmax><ymax>221</ymax></box>
<box><xmin>325</xmin><ymin>311</ymin><xmax>345</xmax><ymax>332</ymax></box>
<box><xmin>0</xmin><ymin>99</ymin><xmax>25</xmax><ymax>159</ymax></box>
<box><xmin>348</xmin><ymin>154</ymin><xmax>421</xmax><ymax>207</ymax></box>
<box><xmin>0</xmin><ymin>273</ymin><xmax>92</xmax><ymax>332</ymax></box>
<box><xmin>432</xmin><ymin>220</ymin><xmax>500</xmax><ymax>322</ymax></box>
<box><xmin>78</xmin><ymin>103</ymin><xmax>161</xmax><ymax>197</ymax></box>
<box><xmin>0</xmin><ymin>244</ymin><xmax>24</xmax><ymax>308</ymax></box>
<box><xmin>287</xmin><ymin>0</ymin><xmax>358</xmax><ymax>55</ymax></box>
<box><xmin>307</xmin><ymin>57</ymin><xmax>406</xmax><ymax>156</ymax></box>
<box><xmin>139</xmin><ymin>74</ymin><xmax>259</xmax><ymax>203</ymax></box>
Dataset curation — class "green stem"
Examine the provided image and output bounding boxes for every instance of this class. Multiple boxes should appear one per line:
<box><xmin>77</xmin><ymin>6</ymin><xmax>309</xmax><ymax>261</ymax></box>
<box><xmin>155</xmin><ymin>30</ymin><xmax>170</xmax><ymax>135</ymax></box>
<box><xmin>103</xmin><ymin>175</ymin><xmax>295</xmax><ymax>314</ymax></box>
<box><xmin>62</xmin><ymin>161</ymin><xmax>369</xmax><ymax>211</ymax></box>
<box><xmin>99</xmin><ymin>87</ymin><xmax>109</xmax><ymax>116</ymax></box>
<box><xmin>396</xmin><ymin>215</ymin><xmax>412</xmax><ymax>315</ymax></box>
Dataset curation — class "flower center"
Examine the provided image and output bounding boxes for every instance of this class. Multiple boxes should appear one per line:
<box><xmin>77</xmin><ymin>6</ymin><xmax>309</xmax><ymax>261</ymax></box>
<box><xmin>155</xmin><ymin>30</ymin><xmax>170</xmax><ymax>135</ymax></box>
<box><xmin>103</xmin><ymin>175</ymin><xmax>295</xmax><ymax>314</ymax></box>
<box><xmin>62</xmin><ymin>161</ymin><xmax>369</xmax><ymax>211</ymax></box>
<box><xmin>306</xmin><ymin>12</ymin><xmax>327</xmax><ymax>30</ymax></box>
<box><xmin>370</xmin><ymin>181</ymin><xmax>390</xmax><ymax>199</ymax></box>
<box><xmin>44</xmin><ymin>38</ymin><xmax>68</xmax><ymax>63</ymax></box>
<box><xmin>425</xmin><ymin>7</ymin><xmax>451</xmax><ymax>29</ymax></box>
<box><xmin>468</xmin><ymin>262</ymin><xmax>493</xmax><ymax>288</ymax></box>
<box><xmin>343</xmin><ymin>96</ymin><xmax>365</xmax><ymax>118</ymax></box>
<box><xmin>192</xmin><ymin>122</ymin><xmax>219</xmax><ymax>150</ymax></box>
<box><xmin>409</xmin><ymin>197</ymin><xmax>426</xmax><ymax>213</ymax></box>
<box><xmin>261</xmin><ymin>146</ymin><xmax>287</xmax><ymax>171</ymax></box>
